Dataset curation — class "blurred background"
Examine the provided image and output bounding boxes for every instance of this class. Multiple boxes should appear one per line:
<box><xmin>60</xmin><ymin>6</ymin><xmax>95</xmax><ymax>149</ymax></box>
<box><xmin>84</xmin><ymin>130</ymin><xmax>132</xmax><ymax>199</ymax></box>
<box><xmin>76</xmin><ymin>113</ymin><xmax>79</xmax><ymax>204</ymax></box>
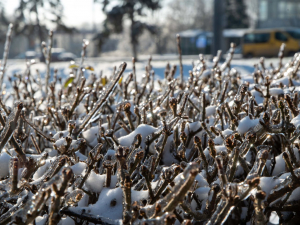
<box><xmin>0</xmin><ymin>0</ymin><xmax>299</xmax><ymax>61</ymax></box>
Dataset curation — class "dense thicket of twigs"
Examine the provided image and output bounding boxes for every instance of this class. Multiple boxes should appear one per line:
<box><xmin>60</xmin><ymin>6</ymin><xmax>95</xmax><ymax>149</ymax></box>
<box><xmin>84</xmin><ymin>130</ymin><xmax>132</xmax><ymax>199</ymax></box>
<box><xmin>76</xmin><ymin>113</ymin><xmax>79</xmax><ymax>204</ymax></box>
<box><xmin>1</xmin><ymin>25</ymin><xmax>300</xmax><ymax>225</ymax></box>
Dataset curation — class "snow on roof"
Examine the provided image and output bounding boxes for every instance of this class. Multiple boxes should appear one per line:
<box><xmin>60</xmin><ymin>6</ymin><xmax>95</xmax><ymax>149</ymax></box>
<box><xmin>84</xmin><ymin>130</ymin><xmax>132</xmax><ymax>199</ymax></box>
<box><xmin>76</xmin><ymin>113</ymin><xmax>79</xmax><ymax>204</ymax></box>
<box><xmin>179</xmin><ymin>29</ymin><xmax>248</xmax><ymax>38</ymax></box>
<box><xmin>178</xmin><ymin>29</ymin><xmax>204</xmax><ymax>38</ymax></box>
<box><xmin>178</xmin><ymin>28</ymin><xmax>294</xmax><ymax>39</ymax></box>
<box><xmin>223</xmin><ymin>29</ymin><xmax>250</xmax><ymax>38</ymax></box>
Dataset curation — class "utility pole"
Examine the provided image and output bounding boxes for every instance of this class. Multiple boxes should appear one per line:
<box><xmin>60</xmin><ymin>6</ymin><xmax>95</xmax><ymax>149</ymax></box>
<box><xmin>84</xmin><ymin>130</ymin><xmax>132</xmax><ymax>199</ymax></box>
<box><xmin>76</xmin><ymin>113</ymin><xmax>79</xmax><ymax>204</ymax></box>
<box><xmin>213</xmin><ymin>0</ymin><xmax>223</xmax><ymax>56</ymax></box>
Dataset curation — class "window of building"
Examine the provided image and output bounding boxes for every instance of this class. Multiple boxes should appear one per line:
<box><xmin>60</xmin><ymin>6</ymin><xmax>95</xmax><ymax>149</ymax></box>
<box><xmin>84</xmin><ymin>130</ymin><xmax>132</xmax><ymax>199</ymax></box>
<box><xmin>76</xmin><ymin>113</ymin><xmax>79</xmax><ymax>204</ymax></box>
<box><xmin>269</xmin><ymin>1</ymin><xmax>277</xmax><ymax>19</ymax></box>
<box><xmin>275</xmin><ymin>32</ymin><xmax>288</xmax><ymax>42</ymax></box>
<box><xmin>286</xmin><ymin>2</ymin><xmax>296</xmax><ymax>18</ymax></box>
<box><xmin>278</xmin><ymin>2</ymin><xmax>286</xmax><ymax>19</ymax></box>
<box><xmin>259</xmin><ymin>0</ymin><xmax>268</xmax><ymax>21</ymax></box>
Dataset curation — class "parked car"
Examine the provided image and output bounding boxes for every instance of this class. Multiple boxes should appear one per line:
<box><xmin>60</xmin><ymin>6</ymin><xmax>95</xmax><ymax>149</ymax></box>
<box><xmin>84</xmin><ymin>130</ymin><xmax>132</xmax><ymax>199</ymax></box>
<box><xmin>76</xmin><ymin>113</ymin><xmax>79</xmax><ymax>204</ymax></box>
<box><xmin>284</xmin><ymin>28</ymin><xmax>300</xmax><ymax>41</ymax></box>
<box><xmin>40</xmin><ymin>48</ymin><xmax>77</xmax><ymax>62</ymax></box>
<box><xmin>242</xmin><ymin>29</ymin><xmax>300</xmax><ymax>58</ymax></box>
<box><xmin>14</xmin><ymin>51</ymin><xmax>39</xmax><ymax>60</ymax></box>
<box><xmin>57</xmin><ymin>52</ymin><xmax>77</xmax><ymax>61</ymax></box>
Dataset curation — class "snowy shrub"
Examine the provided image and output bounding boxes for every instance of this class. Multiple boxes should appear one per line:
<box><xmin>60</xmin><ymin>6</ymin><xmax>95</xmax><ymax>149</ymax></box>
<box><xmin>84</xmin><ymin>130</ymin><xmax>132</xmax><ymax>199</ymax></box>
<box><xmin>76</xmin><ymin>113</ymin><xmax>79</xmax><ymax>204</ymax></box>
<box><xmin>0</xmin><ymin>26</ymin><xmax>300</xmax><ymax>225</ymax></box>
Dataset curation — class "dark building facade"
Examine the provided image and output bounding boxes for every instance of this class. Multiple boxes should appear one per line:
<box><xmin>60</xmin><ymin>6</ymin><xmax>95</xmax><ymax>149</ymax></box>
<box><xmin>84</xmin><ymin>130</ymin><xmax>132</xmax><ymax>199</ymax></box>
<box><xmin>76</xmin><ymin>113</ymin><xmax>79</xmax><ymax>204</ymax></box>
<box><xmin>258</xmin><ymin>0</ymin><xmax>300</xmax><ymax>28</ymax></box>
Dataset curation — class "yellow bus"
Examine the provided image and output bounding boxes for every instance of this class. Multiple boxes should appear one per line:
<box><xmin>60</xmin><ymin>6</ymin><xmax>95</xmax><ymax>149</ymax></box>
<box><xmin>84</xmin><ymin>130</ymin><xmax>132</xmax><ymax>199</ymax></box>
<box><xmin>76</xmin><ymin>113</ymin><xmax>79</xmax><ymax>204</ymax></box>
<box><xmin>242</xmin><ymin>29</ymin><xmax>300</xmax><ymax>58</ymax></box>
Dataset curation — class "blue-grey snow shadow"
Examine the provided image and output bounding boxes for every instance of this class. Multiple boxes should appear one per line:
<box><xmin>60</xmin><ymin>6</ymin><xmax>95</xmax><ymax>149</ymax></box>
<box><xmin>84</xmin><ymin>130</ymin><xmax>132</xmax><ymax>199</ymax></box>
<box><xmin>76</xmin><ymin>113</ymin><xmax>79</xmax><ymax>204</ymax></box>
<box><xmin>135</xmin><ymin>64</ymin><xmax>255</xmax><ymax>80</ymax></box>
<box><xmin>95</xmin><ymin>63</ymin><xmax>255</xmax><ymax>81</ymax></box>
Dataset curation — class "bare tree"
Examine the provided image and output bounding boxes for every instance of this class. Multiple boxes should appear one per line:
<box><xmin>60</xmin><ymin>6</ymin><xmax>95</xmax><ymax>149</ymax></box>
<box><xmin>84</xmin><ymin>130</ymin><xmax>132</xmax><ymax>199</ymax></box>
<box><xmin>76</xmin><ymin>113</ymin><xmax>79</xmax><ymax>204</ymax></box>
<box><xmin>0</xmin><ymin>0</ymin><xmax>9</xmax><ymax>42</ymax></box>
<box><xmin>246</xmin><ymin>0</ymin><xmax>259</xmax><ymax>28</ymax></box>
<box><xmin>14</xmin><ymin>0</ymin><xmax>73</xmax><ymax>53</ymax></box>
<box><xmin>94</xmin><ymin>0</ymin><xmax>161</xmax><ymax>60</ymax></box>
<box><xmin>166</xmin><ymin>0</ymin><xmax>213</xmax><ymax>32</ymax></box>
<box><xmin>156</xmin><ymin>0</ymin><xmax>213</xmax><ymax>53</ymax></box>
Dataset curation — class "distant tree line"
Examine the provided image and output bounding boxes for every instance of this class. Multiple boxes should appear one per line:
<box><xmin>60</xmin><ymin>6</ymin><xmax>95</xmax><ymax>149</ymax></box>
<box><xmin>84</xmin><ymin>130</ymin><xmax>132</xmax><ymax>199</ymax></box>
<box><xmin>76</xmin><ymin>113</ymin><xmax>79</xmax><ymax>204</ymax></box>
<box><xmin>0</xmin><ymin>0</ymin><xmax>250</xmax><ymax>58</ymax></box>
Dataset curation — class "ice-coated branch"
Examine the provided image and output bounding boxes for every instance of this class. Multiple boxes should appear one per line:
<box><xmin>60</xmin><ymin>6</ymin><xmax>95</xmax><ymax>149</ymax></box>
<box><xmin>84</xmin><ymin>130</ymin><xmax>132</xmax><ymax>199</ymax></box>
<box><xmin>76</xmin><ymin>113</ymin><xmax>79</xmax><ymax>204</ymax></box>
<box><xmin>251</xmin><ymin>191</ymin><xmax>266</xmax><ymax>225</ymax></box>
<box><xmin>267</xmin><ymin>167</ymin><xmax>300</xmax><ymax>204</ymax></box>
<box><xmin>30</xmin><ymin>134</ymin><xmax>41</xmax><ymax>154</ymax></box>
<box><xmin>0</xmin><ymin>101</ymin><xmax>23</xmax><ymax>152</ymax></box>
<box><xmin>207</xmin><ymin>178</ymin><xmax>260</xmax><ymax>225</ymax></box>
<box><xmin>68</xmin><ymin>77</ymin><xmax>86</xmax><ymax>120</ymax></box>
<box><xmin>0</xmin><ymin>195</ymin><xmax>29</xmax><ymax>224</ymax></box>
<box><xmin>74</xmin><ymin>62</ymin><xmax>126</xmax><ymax>137</ymax></box>
<box><xmin>141</xmin><ymin>165</ymin><xmax>154</xmax><ymax>200</ymax></box>
<box><xmin>78</xmin><ymin>145</ymin><xmax>103</xmax><ymax>189</ymax></box>
<box><xmin>0</xmin><ymin>110</ymin><xmax>26</xmax><ymax>162</ymax></box>
<box><xmin>154</xmin><ymin>129</ymin><xmax>171</xmax><ymax>169</ymax></box>
<box><xmin>49</xmin><ymin>168</ymin><xmax>73</xmax><ymax>225</ymax></box>
<box><xmin>25</xmin><ymin>190</ymin><xmax>51</xmax><ymax>224</ymax></box>
<box><xmin>43</xmin><ymin>30</ymin><xmax>53</xmax><ymax>96</ymax></box>
<box><xmin>216</xmin><ymin>156</ymin><xmax>227</xmax><ymax>187</ymax></box>
<box><xmin>21</xmin><ymin>113</ymin><xmax>55</xmax><ymax>143</ymax></box>
<box><xmin>60</xmin><ymin>208</ymin><xmax>114</xmax><ymax>225</ymax></box>
<box><xmin>132</xmin><ymin>57</ymin><xmax>138</xmax><ymax>93</ymax></box>
<box><xmin>285</xmin><ymin>94</ymin><xmax>299</xmax><ymax>117</ymax></box>
<box><xmin>150</xmin><ymin>166</ymin><xmax>180</xmax><ymax>204</ymax></box>
<box><xmin>194</xmin><ymin>135</ymin><xmax>209</xmax><ymax>175</ymax></box>
<box><xmin>227</xmin><ymin>147</ymin><xmax>239</xmax><ymax>182</ymax></box>
<box><xmin>129</xmin><ymin>150</ymin><xmax>144</xmax><ymax>176</ymax></box>
<box><xmin>122</xmin><ymin>174</ymin><xmax>132</xmax><ymax>224</ymax></box>
<box><xmin>76</xmin><ymin>39</ymin><xmax>89</xmax><ymax>84</ymax></box>
<box><xmin>103</xmin><ymin>160</ymin><xmax>114</xmax><ymax>187</ymax></box>
<box><xmin>176</xmin><ymin>34</ymin><xmax>184</xmax><ymax>88</ymax></box>
<box><xmin>10</xmin><ymin>157</ymin><xmax>19</xmax><ymax>195</ymax></box>
<box><xmin>0</xmin><ymin>24</ymin><xmax>13</xmax><ymax>92</ymax></box>
<box><xmin>123</xmin><ymin>102</ymin><xmax>134</xmax><ymax>131</ymax></box>
<box><xmin>154</xmin><ymin>163</ymin><xmax>199</xmax><ymax>217</ymax></box>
